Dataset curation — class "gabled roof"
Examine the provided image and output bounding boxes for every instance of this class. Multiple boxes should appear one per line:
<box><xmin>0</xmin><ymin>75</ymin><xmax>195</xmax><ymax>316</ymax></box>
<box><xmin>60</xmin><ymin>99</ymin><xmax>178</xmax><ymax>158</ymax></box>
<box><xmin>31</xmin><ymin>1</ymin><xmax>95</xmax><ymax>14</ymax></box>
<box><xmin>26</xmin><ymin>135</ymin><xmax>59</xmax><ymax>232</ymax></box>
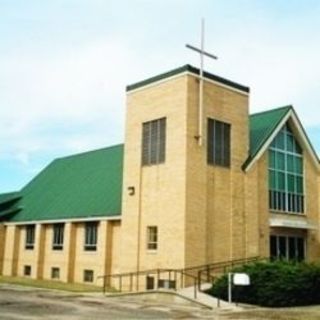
<box><xmin>7</xmin><ymin>144</ymin><xmax>124</xmax><ymax>223</ymax></box>
<box><xmin>244</xmin><ymin>106</ymin><xmax>320</xmax><ymax>171</ymax></box>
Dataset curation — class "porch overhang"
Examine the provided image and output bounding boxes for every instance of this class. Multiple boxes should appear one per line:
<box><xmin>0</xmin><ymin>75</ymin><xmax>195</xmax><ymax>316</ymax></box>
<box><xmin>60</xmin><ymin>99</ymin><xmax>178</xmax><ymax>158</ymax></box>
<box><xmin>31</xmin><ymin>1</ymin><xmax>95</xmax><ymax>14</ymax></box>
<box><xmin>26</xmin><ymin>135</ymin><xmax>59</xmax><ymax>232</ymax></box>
<box><xmin>270</xmin><ymin>215</ymin><xmax>318</xmax><ymax>230</ymax></box>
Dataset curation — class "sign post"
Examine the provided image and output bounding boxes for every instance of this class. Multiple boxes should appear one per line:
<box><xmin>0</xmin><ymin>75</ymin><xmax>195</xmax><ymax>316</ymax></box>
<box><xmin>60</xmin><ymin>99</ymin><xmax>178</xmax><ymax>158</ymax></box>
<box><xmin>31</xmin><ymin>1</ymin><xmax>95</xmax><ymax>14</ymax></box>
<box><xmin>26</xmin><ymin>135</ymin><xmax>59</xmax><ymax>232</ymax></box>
<box><xmin>228</xmin><ymin>273</ymin><xmax>250</xmax><ymax>304</ymax></box>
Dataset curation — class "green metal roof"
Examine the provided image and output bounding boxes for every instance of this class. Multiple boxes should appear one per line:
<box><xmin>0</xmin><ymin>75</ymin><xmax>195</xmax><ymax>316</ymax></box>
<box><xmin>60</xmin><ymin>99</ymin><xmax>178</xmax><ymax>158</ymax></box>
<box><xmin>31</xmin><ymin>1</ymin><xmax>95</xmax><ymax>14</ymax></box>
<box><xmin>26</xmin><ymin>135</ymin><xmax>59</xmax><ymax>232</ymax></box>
<box><xmin>0</xmin><ymin>104</ymin><xmax>315</xmax><ymax>223</ymax></box>
<box><xmin>7</xmin><ymin>144</ymin><xmax>123</xmax><ymax>223</ymax></box>
<box><xmin>0</xmin><ymin>192</ymin><xmax>21</xmax><ymax>206</ymax></box>
<box><xmin>243</xmin><ymin>105</ymin><xmax>292</xmax><ymax>169</ymax></box>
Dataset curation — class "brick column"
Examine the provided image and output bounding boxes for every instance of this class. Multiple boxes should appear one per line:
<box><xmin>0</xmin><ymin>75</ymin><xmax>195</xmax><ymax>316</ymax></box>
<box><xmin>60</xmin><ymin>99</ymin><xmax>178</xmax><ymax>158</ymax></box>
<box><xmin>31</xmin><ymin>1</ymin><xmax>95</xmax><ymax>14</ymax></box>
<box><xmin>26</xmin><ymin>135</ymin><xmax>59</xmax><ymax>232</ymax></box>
<box><xmin>35</xmin><ymin>224</ymin><xmax>46</xmax><ymax>279</ymax></box>
<box><xmin>2</xmin><ymin>225</ymin><xmax>20</xmax><ymax>276</ymax></box>
<box><xmin>0</xmin><ymin>224</ymin><xmax>6</xmax><ymax>275</ymax></box>
<box><xmin>66</xmin><ymin>222</ymin><xmax>76</xmax><ymax>283</ymax></box>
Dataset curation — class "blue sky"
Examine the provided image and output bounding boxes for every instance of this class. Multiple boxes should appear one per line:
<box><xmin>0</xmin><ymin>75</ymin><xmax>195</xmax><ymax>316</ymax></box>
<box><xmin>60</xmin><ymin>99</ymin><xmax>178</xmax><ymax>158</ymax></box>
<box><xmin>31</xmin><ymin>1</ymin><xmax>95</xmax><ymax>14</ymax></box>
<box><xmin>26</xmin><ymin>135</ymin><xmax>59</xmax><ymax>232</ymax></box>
<box><xmin>1</xmin><ymin>0</ymin><xmax>320</xmax><ymax>192</ymax></box>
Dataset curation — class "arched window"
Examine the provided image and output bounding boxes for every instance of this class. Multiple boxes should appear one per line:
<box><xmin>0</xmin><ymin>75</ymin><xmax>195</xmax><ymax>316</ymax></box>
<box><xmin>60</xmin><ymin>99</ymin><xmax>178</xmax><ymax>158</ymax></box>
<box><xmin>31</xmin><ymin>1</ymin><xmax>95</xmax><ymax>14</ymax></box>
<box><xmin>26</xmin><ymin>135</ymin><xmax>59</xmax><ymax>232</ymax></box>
<box><xmin>269</xmin><ymin>124</ymin><xmax>304</xmax><ymax>213</ymax></box>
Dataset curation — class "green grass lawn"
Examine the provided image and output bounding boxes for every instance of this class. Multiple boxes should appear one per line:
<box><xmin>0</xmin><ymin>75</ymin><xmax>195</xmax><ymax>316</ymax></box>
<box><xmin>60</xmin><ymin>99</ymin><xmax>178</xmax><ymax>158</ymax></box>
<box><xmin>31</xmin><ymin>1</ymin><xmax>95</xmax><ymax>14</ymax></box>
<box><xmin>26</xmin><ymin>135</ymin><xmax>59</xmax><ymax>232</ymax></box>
<box><xmin>0</xmin><ymin>276</ymin><xmax>104</xmax><ymax>292</ymax></box>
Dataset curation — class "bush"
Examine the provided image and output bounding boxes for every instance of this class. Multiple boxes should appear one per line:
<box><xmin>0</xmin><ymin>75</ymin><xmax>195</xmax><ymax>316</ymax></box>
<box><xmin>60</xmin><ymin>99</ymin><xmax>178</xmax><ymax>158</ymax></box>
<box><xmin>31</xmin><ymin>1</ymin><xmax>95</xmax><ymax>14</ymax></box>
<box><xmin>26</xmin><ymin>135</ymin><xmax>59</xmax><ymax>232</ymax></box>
<box><xmin>207</xmin><ymin>261</ymin><xmax>320</xmax><ymax>307</ymax></box>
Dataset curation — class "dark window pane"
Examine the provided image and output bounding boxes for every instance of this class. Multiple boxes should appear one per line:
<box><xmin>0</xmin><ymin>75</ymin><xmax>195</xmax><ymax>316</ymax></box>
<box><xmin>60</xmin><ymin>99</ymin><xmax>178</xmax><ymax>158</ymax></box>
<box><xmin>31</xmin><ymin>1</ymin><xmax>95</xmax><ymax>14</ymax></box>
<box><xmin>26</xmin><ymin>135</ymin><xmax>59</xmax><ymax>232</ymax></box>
<box><xmin>279</xmin><ymin>236</ymin><xmax>287</xmax><ymax>259</ymax></box>
<box><xmin>287</xmin><ymin>154</ymin><xmax>294</xmax><ymax>172</ymax></box>
<box><xmin>207</xmin><ymin>119</ymin><xmax>230</xmax><ymax>167</ymax></box>
<box><xmin>288</xmin><ymin>237</ymin><xmax>296</xmax><ymax>260</ymax></box>
<box><xmin>223</xmin><ymin>123</ymin><xmax>231</xmax><ymax>166</ymax></box>
<box><xmin>297</xmin><ymin>238</ymin><xmax>305</xmax><ymax>261</ymax></box>
<box><xmin>286</xmin><ymin>134</ymin><xmax>294</xmax><ymax>152</ymax></box>
<box><xmin>270</xmin><ymin>236</ymin><xmax>277</xmax><ymax>259</ymax></box>
<box><xmin>295</xmin><ymin>157</ymin><xmax>303</xmax><ymax>174</ymax></box>
<box><xmin>275</xmin><ymin>130</ymin><xmax>285</xmax><ymax>149</ymax></box>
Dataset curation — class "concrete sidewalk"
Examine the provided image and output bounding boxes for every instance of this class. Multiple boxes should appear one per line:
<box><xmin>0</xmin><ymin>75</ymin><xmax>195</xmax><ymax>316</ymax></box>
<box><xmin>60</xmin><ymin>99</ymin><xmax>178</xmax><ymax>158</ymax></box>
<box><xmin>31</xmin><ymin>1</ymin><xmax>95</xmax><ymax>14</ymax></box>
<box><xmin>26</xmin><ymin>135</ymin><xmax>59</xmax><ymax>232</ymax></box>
<box><xmin>177</xmin><ymin>283</ymin><xmax>242</xmax><ymax>311</ymax></box>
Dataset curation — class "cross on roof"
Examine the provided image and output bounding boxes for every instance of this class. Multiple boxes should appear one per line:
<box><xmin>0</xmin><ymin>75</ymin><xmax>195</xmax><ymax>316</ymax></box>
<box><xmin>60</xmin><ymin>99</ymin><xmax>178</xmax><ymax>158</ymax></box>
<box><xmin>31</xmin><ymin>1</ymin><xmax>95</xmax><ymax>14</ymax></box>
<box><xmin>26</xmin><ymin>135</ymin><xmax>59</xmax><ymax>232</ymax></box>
<box><xmin>186</xmin><ymin>18</ymin><xmax>218</xmax><ymax>146</ymax></box>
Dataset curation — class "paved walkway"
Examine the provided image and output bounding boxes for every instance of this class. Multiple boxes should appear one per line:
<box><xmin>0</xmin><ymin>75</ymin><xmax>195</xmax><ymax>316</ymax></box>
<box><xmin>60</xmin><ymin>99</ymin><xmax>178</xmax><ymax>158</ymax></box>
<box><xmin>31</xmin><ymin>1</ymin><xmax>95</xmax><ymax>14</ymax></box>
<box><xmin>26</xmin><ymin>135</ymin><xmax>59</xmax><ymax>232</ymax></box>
<box><xmin>177</xmin><ymin>283</ymin><xmax>241</xmax><ymax>310</ymax></box>
<box><xmin>0</xmin><ymin>284</ymin><xmax>218</xmax><ymax>319</ymax></box>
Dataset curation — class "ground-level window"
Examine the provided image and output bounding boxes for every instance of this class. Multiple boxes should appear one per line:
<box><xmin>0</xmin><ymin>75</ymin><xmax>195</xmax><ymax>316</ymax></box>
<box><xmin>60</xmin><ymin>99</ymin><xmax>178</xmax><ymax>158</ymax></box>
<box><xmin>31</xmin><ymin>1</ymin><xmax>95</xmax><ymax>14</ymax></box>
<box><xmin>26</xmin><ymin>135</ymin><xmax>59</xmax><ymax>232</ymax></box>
<box><xmin>25</xmin><ymin>225</ymin><xmax>35</xmax><ymax>250</ymax></box>
<box><xmin>147</xmin><ymin>226</ymin><xmax>158</xmax><ymax>250</ymax></box>
<box><xmin>84</xmin><ymin>222</ymin><xmax>98</xmax><ymax>251</ymax></box>
<box><xmin>83</xmin><ymin>270</ymin><xmax>94</xmax><ymax>283</ymax></box>
<box><xmin>270</xmin><ymin>235</ymin><xmax>305</xmax><ymax>261</ymax></box>
<box><xmin>51</xmin><ymin>267</ymin><xmax>60</xmax><ymax>279</ymax></box>
<box><xmin>52</xmin><ymin>223</ymin><xmax>64</xmax><ymax>250</ymax></box>
<box><xmin>158</xmin><ymin>279</ymin><xmax>176</xmax><ymax>289</ymax></box>
<box><xmin>24</xmin><ymin>265</ymin><xmax>31</xmax><ymax>276</ymax></box>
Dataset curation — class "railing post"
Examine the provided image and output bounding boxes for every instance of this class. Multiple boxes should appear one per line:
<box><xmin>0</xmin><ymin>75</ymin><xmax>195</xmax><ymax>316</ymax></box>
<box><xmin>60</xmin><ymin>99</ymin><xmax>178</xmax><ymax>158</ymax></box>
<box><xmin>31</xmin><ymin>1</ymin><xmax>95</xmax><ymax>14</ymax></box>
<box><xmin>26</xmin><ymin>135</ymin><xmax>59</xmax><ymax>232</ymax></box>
<box><xmin>198</xmin><ymin>270</ymin><xmax>202</xmax><ymax>291</ymax></box>
<box><xmin>103</xmin><ymin>276</ymin><xmax>106</xmax><ymax>295</ymax></box>
<box><xmin>194</xmin><ymin>278</ymin><xmax>197</xmax><ymax>299</ymax></box>
<box><xmin>157</xmin><ymin>269</ymin><xmax>160</xmax><ymax>289</ymax></box>
<box><xmin>119</xmin><ymin>275</ymin><xmax>122</xmax><ymax>292</ymax></box>
<box><xmin>181</xmin><ymin>271</ymin><xmax>184</xmax><ymax>288</ymax></box>
<box><xmin>136</xmin><ymin>271</ymin><xmax>139</xmax><ymax>291</ymax></box>
<box><xmin>130</xmin><ymin>273</ymin><xmax>133</xmax><ymax>292</ymax></box>
<box><xmin>206</xmin><ymin>264</ymin><xmax>210</xmax><ymax>282</ymax></box>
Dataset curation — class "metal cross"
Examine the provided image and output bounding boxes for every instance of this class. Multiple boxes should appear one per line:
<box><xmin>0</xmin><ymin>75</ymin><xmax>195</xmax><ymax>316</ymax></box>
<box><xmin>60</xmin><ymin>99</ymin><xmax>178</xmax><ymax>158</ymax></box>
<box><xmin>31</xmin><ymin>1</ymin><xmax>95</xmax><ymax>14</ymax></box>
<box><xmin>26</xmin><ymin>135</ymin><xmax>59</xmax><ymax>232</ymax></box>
<box><xmin>186</xmin><ymin>18</ymin><xmax>218</xmax><ymax>146</ymax></box>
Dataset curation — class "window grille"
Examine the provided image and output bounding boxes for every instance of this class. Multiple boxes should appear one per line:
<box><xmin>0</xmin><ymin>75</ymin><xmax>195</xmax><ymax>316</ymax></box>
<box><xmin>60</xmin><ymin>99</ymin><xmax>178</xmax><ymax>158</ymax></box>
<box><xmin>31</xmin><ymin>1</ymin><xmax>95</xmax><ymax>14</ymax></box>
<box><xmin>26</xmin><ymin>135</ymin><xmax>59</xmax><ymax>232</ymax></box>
<box><xmin>207</xmin><ymin>119</ymin><xmax>231</xmax><ymax>167</ymax></box>
<box><xmin>142</xmin><ymin>118</ymin><xmax>166</xmax><ymax>166</ymax></box>
<box><xmin>269</xmin><ymin>124</ymin><xmax>304</xmax><ymax>213</ymax></box>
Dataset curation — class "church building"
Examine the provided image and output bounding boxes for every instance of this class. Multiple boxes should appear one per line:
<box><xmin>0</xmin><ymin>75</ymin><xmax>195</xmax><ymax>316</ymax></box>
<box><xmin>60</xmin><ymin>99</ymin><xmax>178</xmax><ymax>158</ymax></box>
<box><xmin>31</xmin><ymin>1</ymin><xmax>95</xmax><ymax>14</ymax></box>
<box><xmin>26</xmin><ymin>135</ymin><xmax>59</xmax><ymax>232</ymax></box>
<box><xmin>0</xmin><ymin>65</ymin><xmax>319</xmax><ymax>289</ymax></box>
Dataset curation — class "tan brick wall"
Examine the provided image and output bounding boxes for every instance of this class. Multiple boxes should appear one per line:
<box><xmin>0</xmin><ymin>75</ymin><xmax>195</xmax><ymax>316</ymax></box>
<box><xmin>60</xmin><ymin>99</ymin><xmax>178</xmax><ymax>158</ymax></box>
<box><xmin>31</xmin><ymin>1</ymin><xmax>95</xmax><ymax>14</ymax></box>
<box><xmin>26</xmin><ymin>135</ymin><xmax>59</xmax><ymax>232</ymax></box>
<box><xmin>185</xmin><ymin>76</ymin><xmax>249</xmax><ymax>267</ymax></box>
<box><xmin>73</xmin><ymin>221</ymin><xmax>109</xmax><ymax>286</ymax></box>
<box><xmin>245</xmin><ymin>144</ymin><xmax>320</xmax><ymax>262</ymax></box>
<box><xmin>119</xmin><ymin>76</ymin><xmax>189</xmax><ymax>276</ymax></box>
<box><xmin>40</xmin><ymin>224</ymin><xmax>70</xmax><ymax>282</ymax></box>
<box><xmin>2</xmin><ymin>225</ymin><xmax>20</xmax><ymax>276</ymax></box>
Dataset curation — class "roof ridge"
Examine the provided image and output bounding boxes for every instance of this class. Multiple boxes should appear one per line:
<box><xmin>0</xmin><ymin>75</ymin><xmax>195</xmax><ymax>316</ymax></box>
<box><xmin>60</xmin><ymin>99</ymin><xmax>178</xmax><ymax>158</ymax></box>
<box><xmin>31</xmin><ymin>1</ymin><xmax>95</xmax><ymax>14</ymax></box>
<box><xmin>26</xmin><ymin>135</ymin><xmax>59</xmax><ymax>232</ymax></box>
<box><xmin>250</xmin><ymin>105</ymin><xmax>292</xmax><ymax>118</ymax></box>
<box><xmin>56</xmin><ymin>143</ymin><xmax>124</xmax><ymax>161</ymax></box>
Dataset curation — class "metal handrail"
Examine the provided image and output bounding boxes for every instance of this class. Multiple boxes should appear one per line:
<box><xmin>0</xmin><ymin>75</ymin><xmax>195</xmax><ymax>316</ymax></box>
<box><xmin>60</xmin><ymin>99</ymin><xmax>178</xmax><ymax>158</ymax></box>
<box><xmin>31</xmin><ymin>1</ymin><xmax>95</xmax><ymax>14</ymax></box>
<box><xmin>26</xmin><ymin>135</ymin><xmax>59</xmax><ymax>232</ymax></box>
<box><xmin>98</xmin><ymin>256</ymin><xmax>264</xmax><ymax>296</ymax></box>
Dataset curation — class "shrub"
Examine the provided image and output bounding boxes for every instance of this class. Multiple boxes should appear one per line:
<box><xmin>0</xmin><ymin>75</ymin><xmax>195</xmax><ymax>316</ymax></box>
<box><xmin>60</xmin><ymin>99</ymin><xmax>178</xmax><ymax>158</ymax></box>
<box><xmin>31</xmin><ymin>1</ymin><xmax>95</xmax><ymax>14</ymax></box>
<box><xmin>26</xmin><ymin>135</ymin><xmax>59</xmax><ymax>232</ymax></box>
<box><xmin>207</xmin><ymin>261</ymin><xmax>320</xmax><ymax>307</ymax></box>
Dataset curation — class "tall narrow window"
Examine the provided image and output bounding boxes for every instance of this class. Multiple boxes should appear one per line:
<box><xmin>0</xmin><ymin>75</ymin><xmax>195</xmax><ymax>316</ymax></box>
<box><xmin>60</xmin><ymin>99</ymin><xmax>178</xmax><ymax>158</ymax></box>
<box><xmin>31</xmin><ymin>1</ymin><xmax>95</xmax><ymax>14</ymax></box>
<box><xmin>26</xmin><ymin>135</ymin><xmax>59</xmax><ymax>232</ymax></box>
<box><xmin>207</xmin><ymin>119</ymin><xmax>231</xmax><ymax>167</ymax></box>
<box><xmin>25</xmin><ymin>225</ymin><xmax>35</xmax><ymax>250</ymax></box>
<box><xmin>84</xmin><ymin>222</ymin><xmax>98</xmax><ymax>251</ymax></box>
<box><xmin>147</xmin><ymin>226</ymin><xmax>158</xmax><ymax>250</ymax></box>
<box><xmin>269</xmin><ymin>124</ymin><xmax>304</xmax><ymax>213</ymax></box>
<box><xmin>142</xmin><ymin>118</ymin><xmax>166</xmax><ymax>166</ymax></box>
<box><xmin>52</xmin><ymin>223</ymin><xmax>64</xmax><ymax>250</ymax></box>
